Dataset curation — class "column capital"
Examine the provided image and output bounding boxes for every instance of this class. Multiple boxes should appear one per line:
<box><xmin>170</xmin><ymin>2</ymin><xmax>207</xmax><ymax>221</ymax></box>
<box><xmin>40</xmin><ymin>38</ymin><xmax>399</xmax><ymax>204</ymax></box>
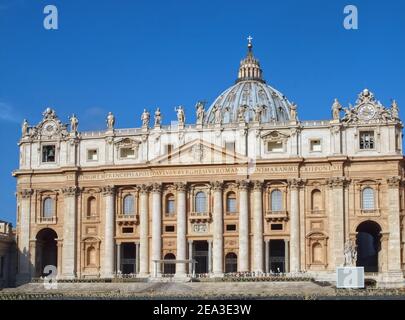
<box><xmin>139</xmin><ymin>184</ymin><xmax>150</xmax><ymax>194</ymax></box>
<box><xmin>151</xmin><ymin>183</ymin><xmax>162</xmax><ymax>193</ymax></box>
<box><xmin>174</xmin><ymin>182</ymin><xmax>187</xmax><ymax>192</ymax></box>
<box><xmin>61</xmin><ymin>186</ymin><xmax>80</xmax><ymax>197</ymax></box>
<box><xmin>211</xmin><ymin>181</ymin><xmax>223</xmax><ymax>191</ymax></box>
<box><xmin>102</xmin><ymin>185</ymin><xmax>116</xmax><ymax>196</ymax></box>
<box><xmin>327</xmin><ymin>177</ymin><xmax>350</xmax><ymax>188</ymax></box>
<box><xmin>387</xmin><ymin>176</ymin><xmax>402</xmax><ymax>188</ymax></box>
<box><xmin>237</xmin><ymin>180</ymin><xmax>250</xmax><ymax>191</ymax></box>
<box><xmin>20</xmin><ymin>189</ymin><xmax>33</xmax><ymax>199</ymax></box>
<box><xmin>252</xmin><ymin>180</ymin><xmax>264</xmax><ymax>191</ymax></box>
<box><xmin>288</xmin><ymin>178</ymin><xmax>305</xmax><ymax>189</ymax></box>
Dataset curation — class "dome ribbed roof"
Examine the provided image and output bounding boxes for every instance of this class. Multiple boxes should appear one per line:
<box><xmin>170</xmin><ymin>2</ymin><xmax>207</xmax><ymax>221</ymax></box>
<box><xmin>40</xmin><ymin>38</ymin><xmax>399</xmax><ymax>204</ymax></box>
<box><xmin>204</xmin><ymin>37</ymin><xmax>292</xmax><ymax>124</ymax></box>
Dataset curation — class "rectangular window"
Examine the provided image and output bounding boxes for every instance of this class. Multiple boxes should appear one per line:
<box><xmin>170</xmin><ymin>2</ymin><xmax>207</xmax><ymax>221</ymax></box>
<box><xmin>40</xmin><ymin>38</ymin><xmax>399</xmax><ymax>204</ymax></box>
<box><xmin>167</xmin><ymin>199</ymin><xmax>175</xmax><ymax>215</ymax></box>
<box><xmin>42</xmin><ymin>145</ymin><xmax>56</xmax><ymax>162</ymax></box>
<box><xmin>165</xmin><ymin>225</ymin><xmax>175</xmax><ymax>232</ymax></box>
<box><xmin>87</xmin><ymin>149</ymin><xmax>98</xmax><ymax>161</ymax></box>
<box><xmin>310</xmin><ymin>140</ymin><xmax>322</xmax><ymax>152</ymax></box>
<box><xmin>359</xmin><ymin>131</ymin><xmax>375</xmax><ymax>150</ymax></box>
<box><xmin>271</xmin><ymin>224</ymin><xmax>283</xmax><ymax>231</ymax></box>
<box><xmin>225</xmin><ymin>142</ymin><xmax>235</xmax><ymax>153</ymax></box>
<box><xmin>267</xmin><ymin>141</ymin><xmax>283</xmax><ymax>152</ymax></box>
<box><xmin>227</xmin><ymin>198</ymin><xmax>237</xmax><ymax>213</ymax></box>
<box><xmin>122</xmin><ymin>227</ymin><xmax>134</xmax><ymax>234</ymax></box>
<box><xmin>226</xmin><ymin>224</ymin><xmax>237</xmax><ymax>232</ymax></box>
<box><xmin>120</xmin><ymin>147</ymin><xmax>135</xmax><ymax>159</ymax></box>
<box><xmin>165</xmin><ymin>144</ymin><xmax>173</xmax><ymax>154</ymax></box>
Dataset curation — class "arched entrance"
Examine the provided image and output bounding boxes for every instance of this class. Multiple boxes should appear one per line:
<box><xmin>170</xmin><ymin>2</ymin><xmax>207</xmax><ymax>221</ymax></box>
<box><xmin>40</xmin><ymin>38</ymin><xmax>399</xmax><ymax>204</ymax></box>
<box><xmin>163</xmin><ymin>253</ymin><xmax>176</xmax><ymax>275</ymax></box>
<box><xmin>225</xmin><ymin>252</ymin><xmax>237</xmax><ymax>273</ymax></box>
<box><xmin>356</xmin><ymin>221</ymin><xmax>381</xmax><ymax>272</ymax></box>
<box><xmin>35</xmin><ymin>228</ymin><xmax>58</xmax><ymax>276</ymax></box>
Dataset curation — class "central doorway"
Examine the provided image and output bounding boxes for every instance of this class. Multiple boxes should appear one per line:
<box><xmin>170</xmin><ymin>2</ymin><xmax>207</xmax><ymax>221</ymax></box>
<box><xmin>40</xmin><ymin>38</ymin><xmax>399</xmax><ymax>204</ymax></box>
<box><xmin>121</xmin><ymin>243</ymin><xmax>136</xmax><ymax>274</ymax></box>
<box><xmin>356</xmin><ymin>221</ymin><xmax>381</xmax><ymax>272</ymax></box>
<box><xmin>269</xmin><ymin>240</ymin><xmax>285</xmax><ymax>273</ymax></box>
<box><xmin>193</xmin><ymin>241</ymin><xmax>209</xmax><ymax>274</ymax></box>
<box><xmin>35</xmin><ymin>228</ymin><xmax>58</xmax><ymax>277</ymax></box>
<box><xmin>163</xmin><ymin>253</ymin><xmax>176</xmax><ymax>275</ymax></box>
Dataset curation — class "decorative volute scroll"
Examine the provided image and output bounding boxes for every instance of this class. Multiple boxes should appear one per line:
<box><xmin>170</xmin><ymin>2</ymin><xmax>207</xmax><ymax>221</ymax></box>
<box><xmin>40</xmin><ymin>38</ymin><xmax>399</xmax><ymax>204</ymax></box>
<box><xmin>387</xmin><ymin>176</ymin><xmax>402</xmax><ymax>188</ymax></box>
<box><xmin>20</xmin><ymin>189</ymin><xmax>33</xmax><ymax>199</ymax></box>
<box><xmin>139</xmin><ymin>184</ymin><xmax>150</xmax><ymax>194</ymax></box>
<box><xmin>341</xmin><ymin>89</ymin><xmax>400</xmax><ymax>124</ymax></box>
<box><xmin>252</xmin><ymin>180</ymin><xmax>264</xmax><ymax>191</ymax></box>
<box><xmin>237</xmin><ymin>180</ymin><xmax>250</xmax><ymax>191</ymax></box>
<box><xmin>210</xmin><ymin>181</ymin><xmax>223</xmax><ymax>191</ymax></box>
<box><xmin>151</xmin><ymin>183</ymin><xmax>162</xmax><ymax>193</ymax></box>
<box><xmin>327</xmin><ymin>177</ymin><xmax>350</xmax><ymax>188</ymax></box>
<box><xmin>174</xmin><ymin>182</ymin><xmax>187</xmax><ymax>192</ymax></box>
<box><xmin>102</xmin><ymin>185</ymin><xmax>116</xmax><ymax>196</ymax></box>
<box><xmin>288</xmin><ymin>178</ymin><xmax>305</xmax><ymax>189</ymax></box>
<box><xmin>61</xmin><ymin>186</ymin><xmax>79</xmax><ymax>197</ymax></box>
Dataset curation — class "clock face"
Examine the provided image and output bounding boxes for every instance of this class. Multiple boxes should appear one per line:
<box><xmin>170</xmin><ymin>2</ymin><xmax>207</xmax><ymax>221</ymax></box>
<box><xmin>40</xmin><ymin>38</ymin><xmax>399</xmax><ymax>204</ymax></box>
<box><xmin>42</xmin><ymin>121</ymin><xmax>56</xmax><ymax>135</ymax></box>
<box><xmin>358</xmin><ymin>103</ymin><xmax>376</xmax><ymax>120</ymax></box>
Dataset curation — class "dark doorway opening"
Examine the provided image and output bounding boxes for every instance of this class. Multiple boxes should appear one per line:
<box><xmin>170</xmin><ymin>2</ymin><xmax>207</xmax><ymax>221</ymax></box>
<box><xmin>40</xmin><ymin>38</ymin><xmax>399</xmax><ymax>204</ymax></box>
<box><xmin>225</xmin><ymin>252</ymin><xmax>238</xmax><ymax>273</ymax></box>
<box><xmin>122</xmin><ymin>243</ymin><xmax>136</xmax><ymax>274</ymax></box>
<box><xmin>193</xmin><ymin>241</ymin><xmax>208</xmax><ymax>274</ymax></box>
<box><xmin>35</xmin><ymin>228</ymin><xmax>58</xmax><ymax>276</ymax></box>
<box><xmin>356</xmin><ymin>221</ymin><xmax>381</xmax><ymax>272</ymax></box>
<box><xmin>269</xmin><ymin>240</ymin><xmax>285</xmax><ymax>273</ymax></box>
<box><xmin>163</xmin><ymin>253</ymin><xmax>176</xmax><ymax>274</ymax></box>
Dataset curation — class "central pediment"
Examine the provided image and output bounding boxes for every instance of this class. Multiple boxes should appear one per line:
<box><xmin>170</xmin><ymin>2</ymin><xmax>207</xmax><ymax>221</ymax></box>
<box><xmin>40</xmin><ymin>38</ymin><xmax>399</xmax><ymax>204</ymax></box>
<box><xmin>150</xmin><ymin>139</ymin><xmax>248</xmax><ymax>165</ymax></box>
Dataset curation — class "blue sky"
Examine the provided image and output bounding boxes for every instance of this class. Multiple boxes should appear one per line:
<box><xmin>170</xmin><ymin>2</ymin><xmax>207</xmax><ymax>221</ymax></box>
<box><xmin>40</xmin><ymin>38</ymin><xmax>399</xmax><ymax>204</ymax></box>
<box><xmin>0</xmin><ymin>0</ymin><xmax>404</xmax><ymax>224</ymax></box>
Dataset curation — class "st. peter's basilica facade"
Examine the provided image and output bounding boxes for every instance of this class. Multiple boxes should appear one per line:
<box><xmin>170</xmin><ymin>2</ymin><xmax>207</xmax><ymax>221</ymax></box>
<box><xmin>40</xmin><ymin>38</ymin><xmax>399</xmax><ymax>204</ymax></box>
<box><xmin>14</xmin><ymin>40</ymin><xmax>405</xmax><ymax>286</ymax></box>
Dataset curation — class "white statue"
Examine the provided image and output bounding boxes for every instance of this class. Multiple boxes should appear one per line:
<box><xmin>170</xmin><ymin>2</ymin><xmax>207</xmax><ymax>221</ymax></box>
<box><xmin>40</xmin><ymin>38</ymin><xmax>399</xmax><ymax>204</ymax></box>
<box><xmin>106</xmin><ymin>112</ymin><xmax>115</xmax><ymax>130</ymax></box>
<box><xmin>290</xmin><ymin>103</ymin><xmax>297</xmax><ymax>121</ymax></box>
<box><xmin>238</xmin><ymin>105</ymin><xmax>246</xmax><ymax>123</ymax></box>
<box><xmin>22</xmin><ymin>119</ymin><xmax>29</xmax><ymax>136</ymax></box>
<box><xmin>175</xmin><ymin>105</ymin><xmax>185</xmax><ymax>124</ymax></box>
<box><xmin>196</xmin><ymin>102</ymin><xmax>205</xmax><ymax>124</ymax></box>
<box><xmin>391</xmin><ymin>100</ymin><xmax>399</xmax><ymax>119</ymax></box>
<box><xmin>69</xmin><ymin>114</ymin><xmax>79</xmax><ymax>133</ymax></box>
<box><xmin>214</xmin><ymin>105</ymin><xmax>221</xmax><ymax>124</ymax></box>
<box><xmin>332</xmin><ymin>98</ymin><xmax>342</xmax><ymax>121</ymax></box>
<box><xmin>154</xmin><ymin>108</ymin><xmax>162</xmax><ymax>127</ymax></box>
<box><xmin>141</xmin><ymin>109</ymin><xmax>150</xmax><ymax>128</ymax></box>
<box><xmin>344</xmin><ymin>240</ymin><xmax>357</xmax><ymax>267</ymax></box>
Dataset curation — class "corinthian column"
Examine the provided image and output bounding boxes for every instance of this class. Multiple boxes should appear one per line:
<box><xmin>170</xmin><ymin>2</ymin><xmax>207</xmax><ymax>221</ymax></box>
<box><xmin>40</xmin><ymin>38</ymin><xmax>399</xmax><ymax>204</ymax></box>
<box><xmin>212</xmin><ymin>181</ymin><xmax>223</xmax><ymax>276</ymax></box>
<box><xmin>386</xmin><ymin>176</ymin><xmax>402</xmax><ymax>274</ymax></box>
<box><xmin>102</xmin><ymin>186</ymin><xmax>115</xmax><ymax>278</ymax></box>
<box><xmin>328</xmin><ymin>177</ymin><xmax>348</xmax><ymax>268</ymax></box>
<box><xmin>175</xmin><ymin>182</ymin><xmax>187</xmax><ymax>277</ymax></box>
<box><xmin>252</xmin><ymin>181</ymin><xmax>264</xmax><ymax>273</ymax></box>
<box><xmin>151</xmin><ymin>183</ymin><xmax>162</xmax><ymax>276</ymax></box>
<box><xmin>238</xmin><ymin>180</ymin><xmax>249</xmax><ymax>272</ymax></box>
<box><xmin>16</xmin><ymin>189</ymin><xmax>33</xmax><ymax>285</ymax></box>
<box><xmin>288</xmin><ymin>178</ymin><xmax>303</xmax><ymax>273</ymax></box>
<box><xmin>61</xmin><ymin>186</ymin><xmax>78</xmax><ymax>279</ymax></box>
<box><xmin>139</xmin><ymin>184</ymin><xmax>150</xmax><ymax>276</ymax></box>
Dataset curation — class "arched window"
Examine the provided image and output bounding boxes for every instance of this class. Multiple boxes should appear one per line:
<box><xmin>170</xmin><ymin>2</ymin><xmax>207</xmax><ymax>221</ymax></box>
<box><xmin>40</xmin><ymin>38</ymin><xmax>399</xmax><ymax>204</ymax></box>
<box><xmin>166</xmin><ymin>194</ymin><xmax>175</xmax><ymax>216</ymax></box>
<box><xmin>362</xmin><ymin>187</ymin><xmax>375</xmax><ymax>210</ymax></box>
<box><xmin>195</xmin><ymin>192</ymin><xmax>206</xmax><ymax>214</ymax></box>
<box><xmin>271</xmin><ymin>190</ymin><xmax>283</xmax><ymax>212</ymax></box>
<box><xmin>311</xmin><ymin>189</ymin><xmax>322</xmax><ymax>211</ymax></box>
<box><xmin>123</xmin><ymin>195</ymin><xmax>134</xmax><ymax>215</ymax></box>
<box><xmin>225</xmin><ymin>252</ymin><xmax>238</xmax><ymax>273</ymax></box>
<box><xmin>226</xmin><ymin>192</ymin><xmax>237</xmax><ymax>213</ymax></box>
<box><xmin>87</xmin><ymin>196</ymin><xmax>97</xmax><ymax>217</ymax></box>
<box><xmin>223</xmin><ymin>110</ymin><xmax>230</xmax><ymax>124</ymax></box>
<box><xmin>86</xmin><ymin>246</ymin><xmax>96</xmax><ymax>266</ymax></box>
<box><xmin>43</xmin><ymin>198</ymin><xmax>54</xmax><ymax>218</ymax></box>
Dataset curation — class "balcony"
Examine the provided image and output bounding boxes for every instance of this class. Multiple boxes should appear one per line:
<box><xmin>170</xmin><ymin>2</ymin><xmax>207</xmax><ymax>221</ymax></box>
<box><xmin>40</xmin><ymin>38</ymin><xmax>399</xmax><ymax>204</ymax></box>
<box><xmin>265</xmin><ymin>211</ymin><xmax>288</xmax><ymax>222</ymax></box>
<box><xmin>37</xmin><ymin>216</ymin><xmax>57</xmax><ymax>224</ymax></box>
<box><xmin>189</xmin><ymin>212</ymin><xmax>212</xmax><ymax>223</ymax></box>
<box><xmin>116</xmin><ymin>214</ymin><xmax>139</xmax><ymax>226</ymax></box>
<box><xmin>359</xmin><ymin>208</ymin><xmax>380</xmax><ymax>217</ymax></box>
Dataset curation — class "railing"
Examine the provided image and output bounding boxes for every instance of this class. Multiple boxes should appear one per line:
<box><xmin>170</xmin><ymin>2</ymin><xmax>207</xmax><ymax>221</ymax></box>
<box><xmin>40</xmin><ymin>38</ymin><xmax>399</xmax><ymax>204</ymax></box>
<box><xmin>189</xmin><ymin>212</ymin><xmax>212</xmax><ymax>223</ymax></box>
<box><xmin>37</xmin><ymin>216</ymin><xmax>57</xmax><ymax>224</ymax></box>
<box><xmin>117</xmin><ymin>214</ymin><xmax>138</xmax><ymax>225</ymax></box>
<box><xmin>264</xmin><ymin>210</ymin><xmax>288</xmax><ymax>222</ymax></box>
<box><xmin>83</xmin><ymin>215</ymin><xmax>99</xmax><ymax>221</ymax></box>
<box><xmin>310</xmin><ymin>209</ymin><xmax>325</xmax><ymax>215</ymax></box>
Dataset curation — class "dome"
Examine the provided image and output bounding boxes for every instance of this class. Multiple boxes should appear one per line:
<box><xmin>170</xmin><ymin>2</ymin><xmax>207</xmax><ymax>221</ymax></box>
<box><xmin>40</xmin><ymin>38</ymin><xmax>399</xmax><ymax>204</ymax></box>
<box><xmin>204</xmin><ymin>38</ymin><xmax>292</xmax><ymax>124</ymax></box>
